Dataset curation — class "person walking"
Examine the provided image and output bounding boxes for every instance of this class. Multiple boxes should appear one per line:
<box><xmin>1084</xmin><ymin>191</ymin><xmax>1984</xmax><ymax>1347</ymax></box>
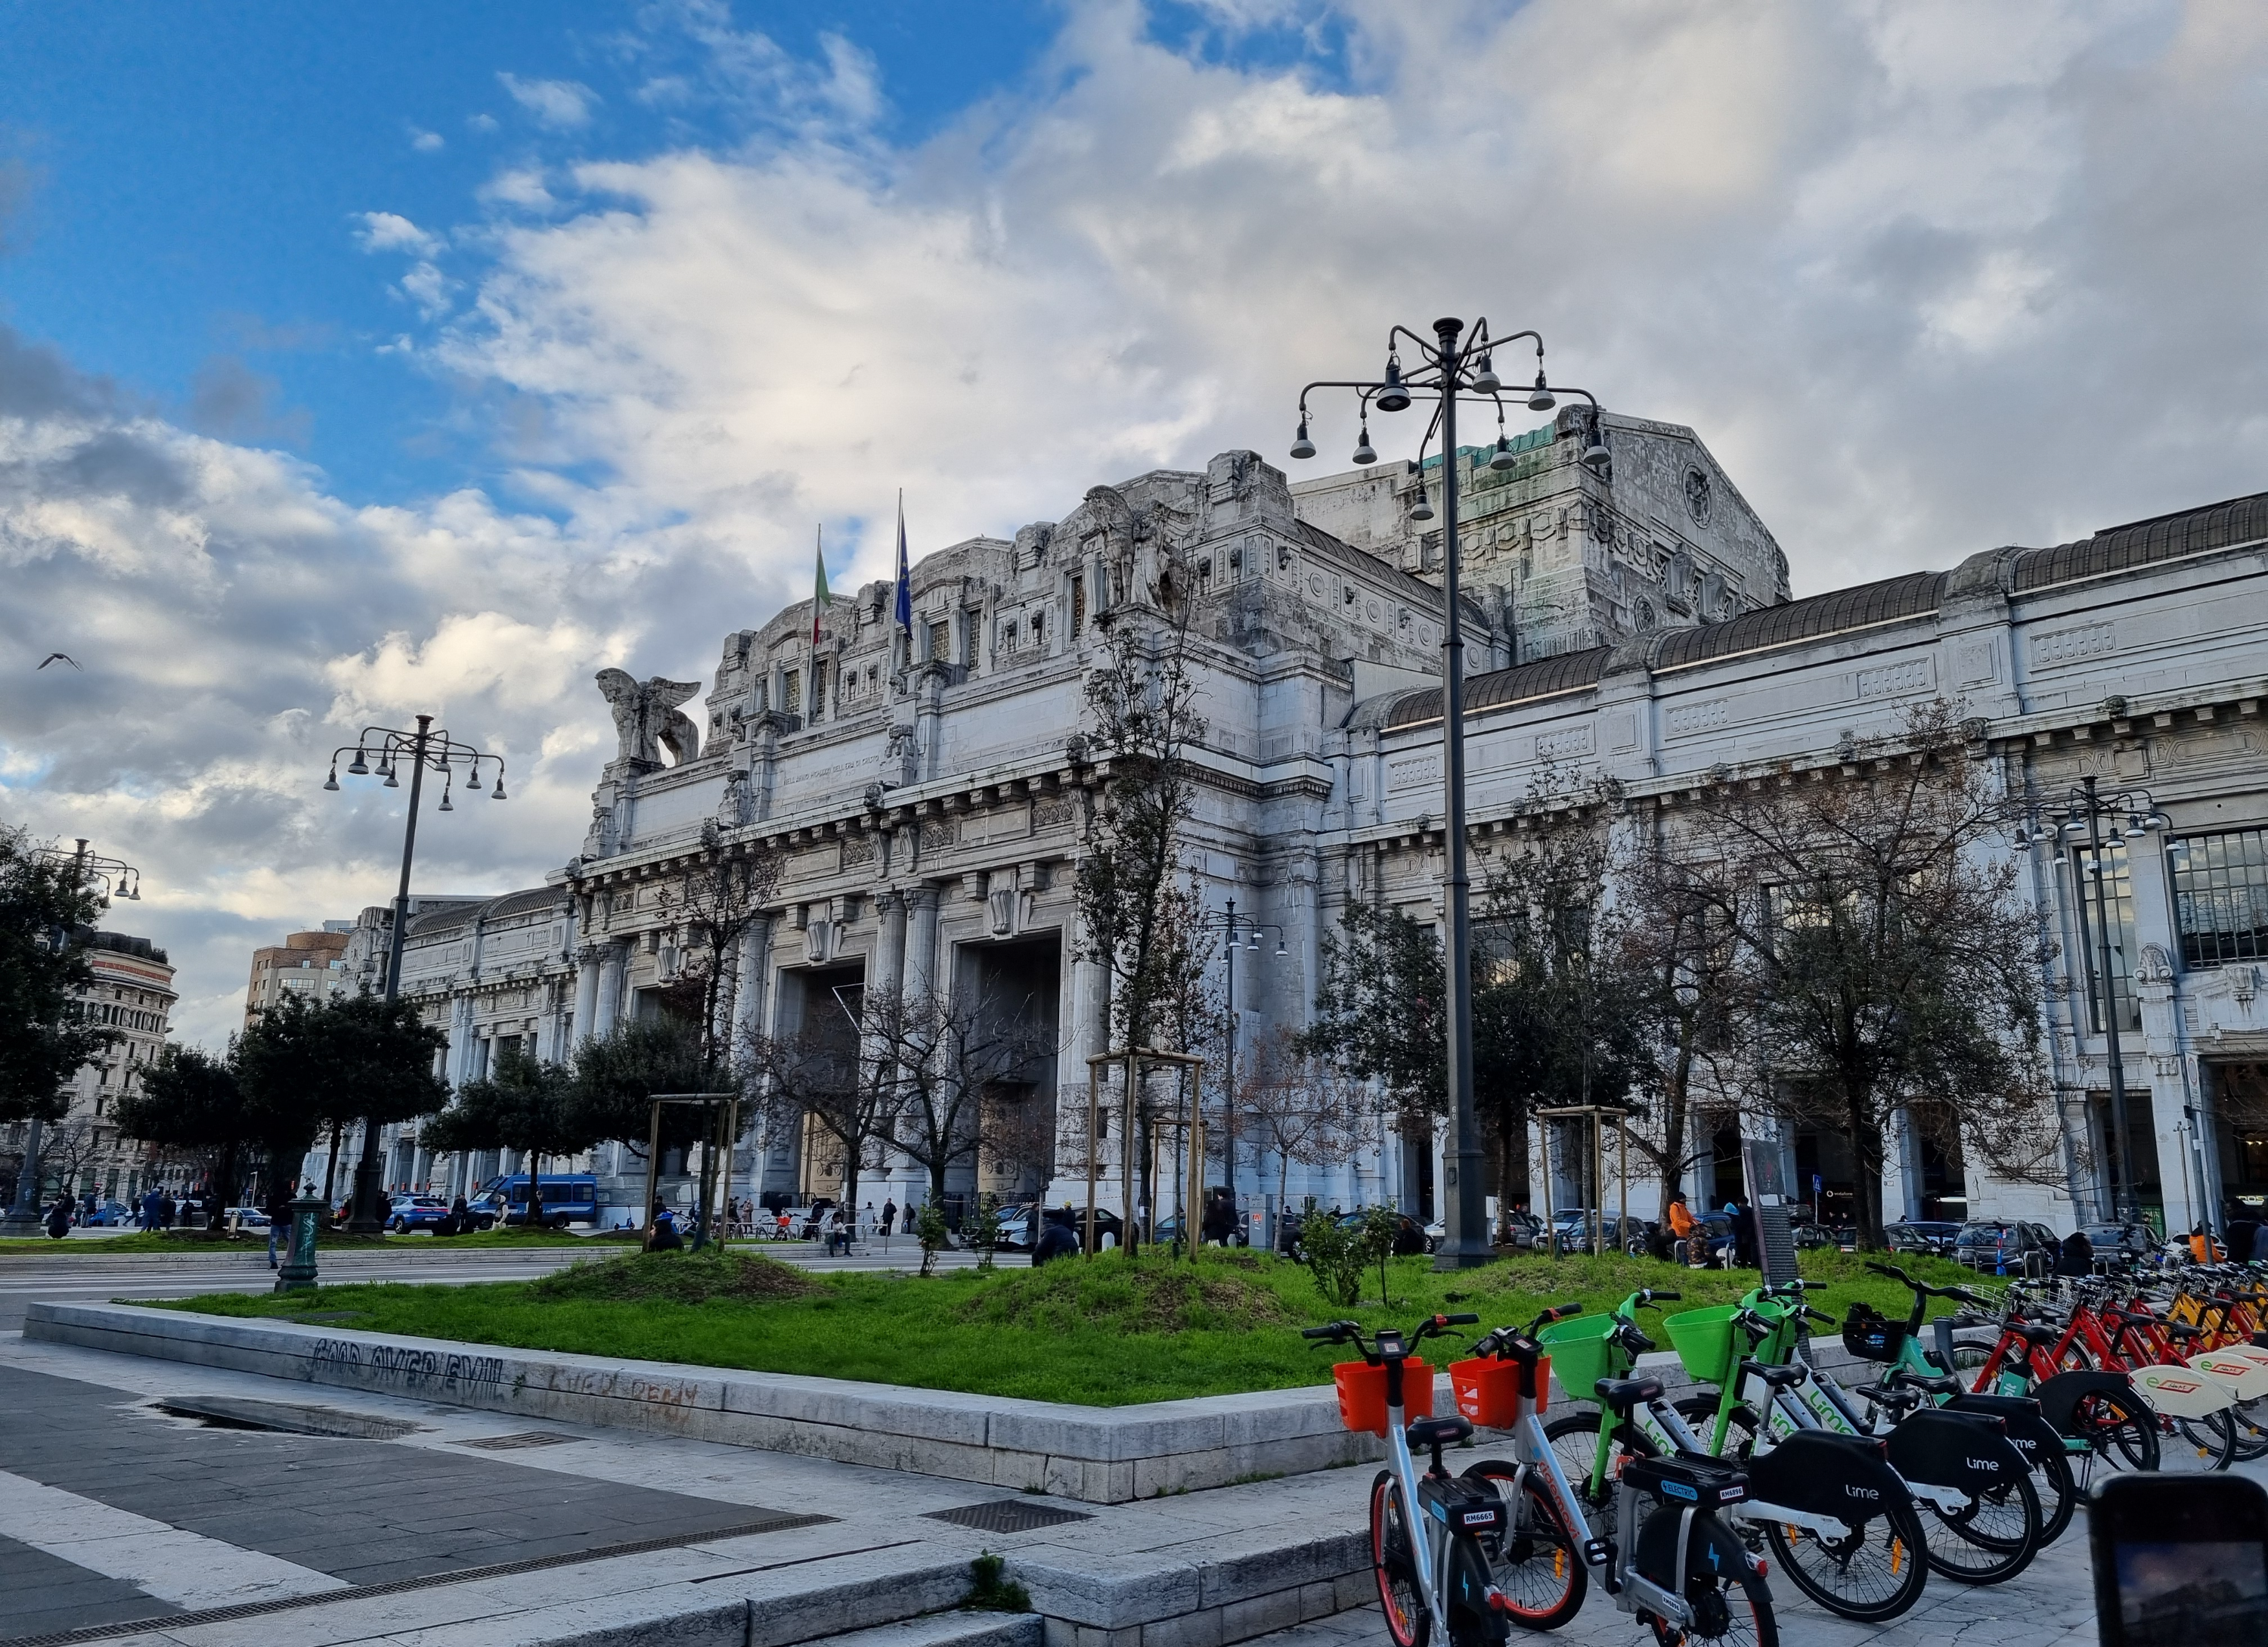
<box><xmin>263</xmin><ymin>1183</ymin><xmax>291</xmax><ymax>1268</ymax></box>
<box><xmin>881</xmin><ymin>1198</ymin><xmax>897</xmax><ymax>1238</ymax></box>
<box><xmin>158</xmin><ymin>1187</ymin><xmax>176</xmax><ymax>1230</ymax></box>
<box><xmin>2053</xmin><ymin>1228</ymin><xmax>2095</xmax><ymax>1277</ymax></box>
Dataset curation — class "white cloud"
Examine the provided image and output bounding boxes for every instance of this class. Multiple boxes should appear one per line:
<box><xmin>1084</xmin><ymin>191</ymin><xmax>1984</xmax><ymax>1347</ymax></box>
<box><xmin>498</xmin><ymin>72</ymin><xmax>598</xmax><ymax>129</ymax></box>
<box><xmin>353</xmin><ymin>210</ymin><xmax>442</xmax><ymax>256</ymax></box>
<box><xmin>15</xmin><ymin>0</ymin><xmax>2268</xmax><ymax>1047</ymax></box>
<box><xmin>409</xmin><ymin>126</ymin><xmax>445</xmax><ymax>153</ymax></box>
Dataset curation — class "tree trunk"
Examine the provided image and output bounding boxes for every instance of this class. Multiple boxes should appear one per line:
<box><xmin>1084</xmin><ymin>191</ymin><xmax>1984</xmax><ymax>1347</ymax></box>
<box><xmin>1659</xmin><ymin>1036</ymin><xmax>1694</xmax><ymax>1214</ymax></box>
<box><xmin>321</xmin><ymin>1122</ymin><xmax>342</xmax><ymax>1208</ymax></box>
<box><xmin>526</xmin><ymin>1150</ymin><xmax>544</xmax><ymax>1231</ymax></box>
<box><xmin>1848</xmin><ymin>1103</ymin><xmax>1887</xmax><ymax>1250</ymax></box>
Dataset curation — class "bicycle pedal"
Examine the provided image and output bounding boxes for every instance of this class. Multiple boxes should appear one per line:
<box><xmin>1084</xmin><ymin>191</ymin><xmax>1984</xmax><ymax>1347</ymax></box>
<box><xmin>1583</xmin><ymin>1537</ymin><xmax>1611</xmax><ymax>1565</ymax></box>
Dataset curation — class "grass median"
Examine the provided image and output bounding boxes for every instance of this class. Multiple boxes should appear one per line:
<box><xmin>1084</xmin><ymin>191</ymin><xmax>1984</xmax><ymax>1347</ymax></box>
<box><xmin>1</xmin><ymin>1227</ymin><xmax>643</xmax><ymax>1255</ymax></box>
<box><xmin>150</xmin><ymin>1245</ymin><xmax>1995</xmax><ymax>1407</ymax></box>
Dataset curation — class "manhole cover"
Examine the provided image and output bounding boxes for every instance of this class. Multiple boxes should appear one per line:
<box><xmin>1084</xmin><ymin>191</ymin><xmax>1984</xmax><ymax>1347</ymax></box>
<box><xmin>150</xmin><ymin>1397</ymin><xmax>419</xmax><ymax>1441</ymax></box>
<box><xmin>454</xmin><ymin>1431</ymin><xmax>576</xmax><ymax>1450</ymax></box>
<box><xmin>923</xmin><ymin>1500</ymin><xmax>1094</xmax><ymax>1534</ymax></box>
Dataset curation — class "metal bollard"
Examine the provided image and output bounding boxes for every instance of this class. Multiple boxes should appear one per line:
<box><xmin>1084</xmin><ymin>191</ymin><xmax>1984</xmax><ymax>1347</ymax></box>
<box><xmin>274</xmin><ymin>1195</ymin><xmax>322</xmax><ymax>1293</ymax></box>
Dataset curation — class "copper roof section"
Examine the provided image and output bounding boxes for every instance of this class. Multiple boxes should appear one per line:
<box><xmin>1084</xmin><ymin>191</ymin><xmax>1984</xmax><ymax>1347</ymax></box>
<box><xmin>1653</xmin><ymin>570</ymin><xmax>1947</xmax><ymax>671</ymax></box>
<box><xmin>2012</xmin><ymin>490</ymin><xmax>2268</xmax><ymax>594</ymax></box>
<box><xmin>1376</xmin><ymin>647</ymin><xmax>1611</xmax><ymax>730</ymax></box>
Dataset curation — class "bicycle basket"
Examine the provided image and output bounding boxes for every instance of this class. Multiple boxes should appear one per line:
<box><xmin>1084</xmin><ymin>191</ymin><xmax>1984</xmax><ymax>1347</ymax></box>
<box><xmin>1448</xmin><ymin>1355</ymin><xmax>1538</xmax><ymax>1428</ymax></box>
<box><xmin>1662</xmin><ymin>1305</ymin><xmax>1742</xmax><ymax>1385</ymax></box>
<box><xmin>1840</xmin><ymin>1301</ymin><xmax>1907</xmax><ymax>1363</ymax></box>
<box><xmin>1538</xmin><ymin>1313</ymin><xmax>1621</xmax><ymax>1398</ymax></box>
<box><xmin>1333</xmin><ymin>1359</ymin><xmax>1433</xmax><ymax>1438</ymax></box>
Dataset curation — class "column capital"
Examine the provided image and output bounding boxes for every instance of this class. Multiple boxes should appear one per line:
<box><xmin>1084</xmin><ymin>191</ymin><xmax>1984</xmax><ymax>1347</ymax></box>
<box><xmin>903</xmin><ymin>882</ymin><xmax>941</xmax><ymax>913</ymax></box>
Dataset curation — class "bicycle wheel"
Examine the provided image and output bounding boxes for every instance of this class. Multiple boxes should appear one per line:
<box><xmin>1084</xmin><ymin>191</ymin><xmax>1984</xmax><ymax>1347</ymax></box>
<box><xmin>1912</xmin><ymin>1465</ymin><xmax>2039</xmax><ymax>1584</ymax></box>
<box><xmin>1463</xmin><ymin>1460</ymin><xmax>1587</xmax><ymax>1630</ymax></box>
<box><xmin>2229</xmin><ymin>1396</ymin><xmax>2268</xmax><ymax>1462</ymax></box>
<box><xmin>1370</xmin><ymin>1470</ymin><xmax>1430</xmax><ymax>1647</ymax></box>
<box><xmin>1639</xmin><ymin>1516</ymin><xmax>1778</xmax><ymax>1647</ymax></box>
<box><xmin>2161</xmin><ymin>1408</ymin><xmax>2240</xmax><ymax>1472</ymax></box>
<box><xmin>1687</xmin><ymin>1400</ymin><xmax>1928</xmax><ymax>1624</ymax></box>
<box><xmin>1541</xmin><ymin>1409</ymin><xmax>1649</xmax><ymax>1531</ymax></box>
<box><xmin>2067</xmin><ymin>1387</ymin><xmax>2159</xmax><ymax>1475</ymax></box>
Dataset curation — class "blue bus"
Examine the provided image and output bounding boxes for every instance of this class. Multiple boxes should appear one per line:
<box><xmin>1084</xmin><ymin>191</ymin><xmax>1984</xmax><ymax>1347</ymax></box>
<box><xmin>467</xmin><ymin>1173</ymin><xmax>600</xmax><ymax>1229</ymax></box>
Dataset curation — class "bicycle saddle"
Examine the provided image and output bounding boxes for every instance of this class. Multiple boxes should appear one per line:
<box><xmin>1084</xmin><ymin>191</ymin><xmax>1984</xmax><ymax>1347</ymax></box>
<box><xmin>2161</xmin><ymin>1320</ymin><xmax>2203</xmax><ymax>1340</ymax></box>
<box><xmin>1889</xmin><ymin>1367</ymin><xmax>1963</xmax><ymax>1397</ymax></box>
<box><xmin>1405</xmin><ymin>1415</ymin><xmax>1473</xmax><ymax>1449</ymax></box>
<box><xmin>2017</xmin><ymin>1323</ymin><xmax>2061</xmax><ymax>1346</ymax></box>
<box><xmin>1594</xmin><ymin>1376</ymin><xmax>1663</xmax><ymax>1413</ymax></box>
<box><xmin>1852</xmin><ymin>1381</ymin><xmax>1926</xmax><ymax>1410</ymax></box>
<box><xmin>1737</xmin><ymin>1359</ymin><xmax>1807</xmax><ymax>1389</ymax></box>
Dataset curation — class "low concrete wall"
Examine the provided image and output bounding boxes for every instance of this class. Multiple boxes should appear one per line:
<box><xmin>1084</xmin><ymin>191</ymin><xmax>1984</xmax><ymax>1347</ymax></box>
<box><xmin>24</xmin><ymin>1301</ymin><xmax>1378</xmax><ymax>1504</ymax></box>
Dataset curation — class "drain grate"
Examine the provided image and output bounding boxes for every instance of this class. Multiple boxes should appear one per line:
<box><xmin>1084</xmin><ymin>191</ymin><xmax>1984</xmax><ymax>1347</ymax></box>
<box><xmin>0</xmin><ymin>1513</ymin><xmax>831</xmax><ymax>1647</ymax></box>
<box><xmin>454</xmin><ymin>1431</ymin><xmax>575</xmax><ymax>1450</ymax></box>
<box><xmin>923</xmin><ymin>1499</ymin><xmax>1095</xmax><ymax>1534</ymax></box>
<box><xmin>149</xmin><ymin>1397</ymin><xmax>420</xmax><ymax>1441</ymax></box>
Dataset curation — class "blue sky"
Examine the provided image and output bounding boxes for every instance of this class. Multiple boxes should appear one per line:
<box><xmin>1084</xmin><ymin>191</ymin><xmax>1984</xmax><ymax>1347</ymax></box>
<box><xmin>5</xmin><ymin>2</ymin><xmax>2268</xmax><ymax>1045</ymax></box>
<box><xmin>1</xmin><ymin>2</ymin><xmax>1077</xmax><ymax>507</ymax></box>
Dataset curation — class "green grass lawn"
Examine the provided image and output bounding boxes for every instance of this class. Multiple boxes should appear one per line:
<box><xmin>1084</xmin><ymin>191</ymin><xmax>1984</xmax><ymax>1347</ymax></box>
<box><xmin>150</xmin><ymin>1245</ymin><xmax>1996</xmax><ymax>1407</ymax></box>
<box><xmin>0</xmin><ymin>1227</ymin><xmax>643</xmax><ymax>1256</ymax></box>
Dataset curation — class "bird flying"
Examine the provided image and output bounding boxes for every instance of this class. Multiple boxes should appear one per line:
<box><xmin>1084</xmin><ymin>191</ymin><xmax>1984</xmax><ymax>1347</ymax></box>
<box><xmin>36</xmin><ymin>653</ymin><xmax>80</xmax><ymax>671</ymax></box>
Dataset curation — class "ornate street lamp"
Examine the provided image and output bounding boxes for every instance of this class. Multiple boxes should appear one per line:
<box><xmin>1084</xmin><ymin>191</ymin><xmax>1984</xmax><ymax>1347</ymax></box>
<box><xmin>2012</xmin><ymin>774</ymin><xmax>2181</xmax><ymax>1227</ymax></box>
<box><xmin>325</xmin><ymin>716</ymin><xmax>508</xmax><ymax>1233</ymax></box>
<box><xmin>2</xmin><ymin>838</ymin><xmax>145</xmax><ymax>1233</ymax></box>
<box><xmin>1200</xmin><ymin>898</ymin><xmax>1286</xmax><ymax>1239</ymax></box>
<box><xmin>1289</xmin><ymin>318</ymin><xmax>1607</xmax><ymax>1269</ymax></box>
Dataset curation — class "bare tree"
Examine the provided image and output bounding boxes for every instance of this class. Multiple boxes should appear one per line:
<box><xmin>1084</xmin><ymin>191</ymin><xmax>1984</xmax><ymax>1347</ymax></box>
<box><xmin>1656</xmin><ymin>702</ymin><xmax>2058</xmax><ymax>1247</ymax></box>
<box><xmin>871</xmin><ymin>980</ymin><xmax>1061</xmax><ymax>1209</ymax></box>
<box><xmin>742</xmin><ymin>979</ymin><xmax>892</xmax><ymax>1217</ymax></box>
<box><xmin>1236</xmin><ymin>1027</ymin><xmax>1375</xmax><ymax>1216</ymax></box>
<box><xmin>652</xmin><ymin>831</ymin><xmax>785</xmax><ymax>1073</ymax></box>
<box><xmin>1613</xmin><ymin>828</ymin><xmax>1750</xmax><ymax>1213</ymax></box>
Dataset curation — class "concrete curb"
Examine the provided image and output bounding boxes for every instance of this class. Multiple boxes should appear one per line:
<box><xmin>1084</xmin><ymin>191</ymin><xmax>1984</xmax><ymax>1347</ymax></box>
<box><xmin>25</xmin><ymin>1302</ymin><xmax>1379</xmax><ymax>1504</ymax></box>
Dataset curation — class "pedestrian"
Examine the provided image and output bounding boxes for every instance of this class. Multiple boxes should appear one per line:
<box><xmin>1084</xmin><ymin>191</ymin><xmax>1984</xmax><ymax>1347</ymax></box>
<box><xmin>2053</xmin><ymin>1229</ymin><xmax>2094</xmax><ymax>1277</ymax></box>
<box><xmin>881</xmin><ymin>1198</ymin><xmax>897</xmax><ymax>1238</ymax></box>
<box><xmin>649</xmin><ymin>1204</ymin><xmax>683</xmax><ymax>1252</ymax></box>
<box><xmin>263</xmin><ymin>1183</ymin><xmax>291</xmax><ymax>1268</ymax></box>
<box><xmin>45</xmin><ymin>1194</ymin><xmax>72</xmax><ymax>1240</ymax></box>
<box><xmin>159</xmin><ymin>1188</ymin><xmax>176</xmax><ymax>1230</ymax></box>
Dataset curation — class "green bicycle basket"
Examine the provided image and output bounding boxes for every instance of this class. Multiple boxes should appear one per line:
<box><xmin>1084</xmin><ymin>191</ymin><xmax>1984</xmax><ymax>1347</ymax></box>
<box><xmin>1538</xmin><ymin>1312</ymin><xmax>1622</xmax><ymax>1399</ymax></box>
<box><xmin>1662</xmin><ymin>1304</ymin><xmax>1742</xmax><ymax>1385</ymax></box>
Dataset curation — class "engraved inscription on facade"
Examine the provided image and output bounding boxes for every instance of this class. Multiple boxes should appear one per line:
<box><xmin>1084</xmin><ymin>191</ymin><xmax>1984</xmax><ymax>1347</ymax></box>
<box><xmin>2032</xmin><ymin>622</ymin><xmax>2116</xmax><ymax>665</ymax></box>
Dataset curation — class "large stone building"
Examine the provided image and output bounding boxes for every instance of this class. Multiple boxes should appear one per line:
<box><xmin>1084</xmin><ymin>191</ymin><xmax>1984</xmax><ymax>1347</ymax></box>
<box><xmin>242</xmin><ymin>925</ymin><xmax>353</xmax><ymax>1024</ymax></box>
<box><xmin>2</xmin><ymin>929</ymin><xmax>179</xmax><ymax>1210</ymax></box>
<box><xmin>361</xmin><ymin>412</ymin><xmax>2268</xmax><ymax>1239</ymax></box>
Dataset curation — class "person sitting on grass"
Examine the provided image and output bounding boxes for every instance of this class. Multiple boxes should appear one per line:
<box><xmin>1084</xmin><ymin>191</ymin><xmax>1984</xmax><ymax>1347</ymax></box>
<box><xmin>649</xmin><ymin>1205</ymin><xmax>683</xmax><ymax>1252</ymax></box>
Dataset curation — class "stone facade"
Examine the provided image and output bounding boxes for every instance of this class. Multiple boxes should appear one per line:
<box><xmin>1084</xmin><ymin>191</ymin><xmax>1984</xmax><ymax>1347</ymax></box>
<box><xmin>242</xmin><ymin>925</ymin><xmax>352</xmax><ymax>1025</ymax></box>
<box><xmin>2</xmin><ymin>930</ymin><xmax>179</xmax><ymax>1208</ymax></box>
<box><xmin>364</xmin><ymin>423</ymin><xmax>2268</xmax><ymax>1239</ymax></box>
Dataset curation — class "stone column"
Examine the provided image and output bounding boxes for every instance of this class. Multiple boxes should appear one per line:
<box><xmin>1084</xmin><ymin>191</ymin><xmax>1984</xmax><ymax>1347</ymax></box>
<box><xmin>572</xmin><ymin>947</ymin><xmax>602</xmax><ymax>1046</ymax></box>
<box><xmin>729</xmin><ymin>914</ymin><xmax>775</xmax><ymax>1062</ymax></box>
<box><xmin>413</xmin><ymin>1146</ymin><xmax>435</xmax><ymax>1193</ymax></box>
<box><xmin>2127</xmin><ymin>841</ymin><xmax>2198</xmax><ymax>1230</ymax></box>
<box><xmin>903</xmin><ymin>885</ymin><xmax>940</xmax><ymax>1003</ymax></box>
<box><xmin>872</xmin><ymin>892</ymin><xmax>908</xmax><ymax>1006</ymax></box>
<box><xmin>593</xmin><ymin>941</ymin><xmax>628</xmax><ymax>1038</ymax></box>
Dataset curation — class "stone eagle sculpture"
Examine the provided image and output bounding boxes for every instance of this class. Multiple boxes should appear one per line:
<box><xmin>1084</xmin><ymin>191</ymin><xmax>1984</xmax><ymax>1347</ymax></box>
<box><xmin>596</xmin><ymin>668</ymin><xmax>702</xmax><ymax>767</ymax></box>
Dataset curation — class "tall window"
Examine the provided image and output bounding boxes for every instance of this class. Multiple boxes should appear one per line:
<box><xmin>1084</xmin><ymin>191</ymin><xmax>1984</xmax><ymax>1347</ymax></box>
<box><xmin>2063</xmin><ymin>841</ymin><xmax>2138</xmax><ymax>1034</ymax></box>
<box><xmin>811</xmin><ymin>660</ymin><xmax>827</xmax><ymax>721</ymax></box>
<box><xmin>1070</xmin><ymin>574</ymin><xmax>1086</xmax><ymax>636</ymax></box>
<box><xmin>782</xmin><ymin>669</ymin><xmax>801</xmax><ymax>715</ymax></box>
<box><xmin>926</xmin><ymin>619</ymin><xmax>949</xmax><ymax>665</ymax></box>
<box><xmin>2174</xmin><ymin>827</ymin><xmax>2268</xmax><ymax>967</ymax></box>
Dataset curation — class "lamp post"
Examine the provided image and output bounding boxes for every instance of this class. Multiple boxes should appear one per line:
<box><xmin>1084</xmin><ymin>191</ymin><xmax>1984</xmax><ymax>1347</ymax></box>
<box><xmin>325</xmin><ymin>717</ymin><xmax>508</xmax><ymax>1233</ymax></box>
<box><xmin>1289</xmin><ymin>318</ymin><xmax>1609</xmax><ymax>1269</ymax></box>
<box><xmin>1199</xmin><ymin>898</ymin><xmax>1284</xmax><ymax>1237</ymax></box>
<box><xmin>2013</xmin><ymin>775</ymin><xmax>2180</xmax><ymax>1227</ymax></box>
<box><xmin>3</xmin><ymin>839</ymin><xmax>144</xmax><ymax>1233</ymax></box>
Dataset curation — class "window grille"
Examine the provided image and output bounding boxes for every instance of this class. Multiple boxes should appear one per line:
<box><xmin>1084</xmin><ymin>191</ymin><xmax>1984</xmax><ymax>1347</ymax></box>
<box><xmin>2173</xmin><ymin>827</ymin><xmax>2268</xmax><ymax>968</ymax></box>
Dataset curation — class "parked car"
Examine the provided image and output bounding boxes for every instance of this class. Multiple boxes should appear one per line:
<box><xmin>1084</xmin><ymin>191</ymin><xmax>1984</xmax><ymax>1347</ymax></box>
<box><xmin>1954</xmin><ymin>1218</ymin><xmax>2060</xmax><ymax>1273</ymax></box>
<box><xmin>223</xmin><ymin>1205</ymin><xmax>271</xmax><ymax>1232</ymax></box>
<box><xmin>83</xmin><ymin>1199</ymin><xmax>134</xmax><ymax>1227</ymax></box>
<box><xmin>2077</xmin><ymin>1221</ymin><xmax>2159</xmax><ymax>1261</ymax></box>
<box><xmin>1496</xmin><ymin>1208</ymin><xmax>1545</xmax><ymax>1250</ymax></box>
<box><xmin>386</xmin><ymin>1195</ymin><xmax>451</xmax><ymax>1233</ymax></box>
<box><xmin>1336</xmin><ymin>1209</ymin><xmax>1436</xmax><ymax>1257</ymax></box>
<box><xmin>1885</xmin><ymin>1221</ymin><xmax>1963</xmax><ymax>1258</ymax></box>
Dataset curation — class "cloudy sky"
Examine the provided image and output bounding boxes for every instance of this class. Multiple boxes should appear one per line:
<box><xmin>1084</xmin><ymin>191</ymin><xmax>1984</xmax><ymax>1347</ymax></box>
<box><xmin>4</xmin><ymin>0</ymin><xmax>2266</xmax><ymax>1049</ymax></box>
